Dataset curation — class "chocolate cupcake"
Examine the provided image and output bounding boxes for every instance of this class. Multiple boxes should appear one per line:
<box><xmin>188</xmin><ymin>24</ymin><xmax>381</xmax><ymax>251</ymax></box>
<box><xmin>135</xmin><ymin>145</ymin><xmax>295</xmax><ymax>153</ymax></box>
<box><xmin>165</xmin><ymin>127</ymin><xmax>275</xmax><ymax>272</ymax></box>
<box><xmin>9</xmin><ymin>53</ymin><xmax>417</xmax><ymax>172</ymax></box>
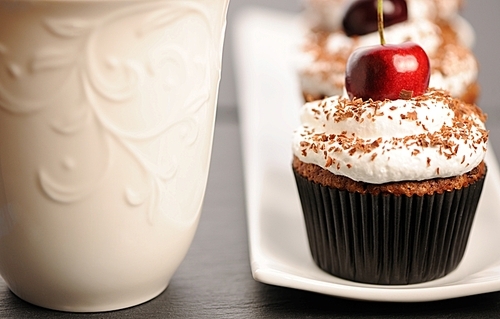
<box><xmin>292</xmin><ymin>89</ymin><xmax>488</xmax><ymax>284</ymax></box>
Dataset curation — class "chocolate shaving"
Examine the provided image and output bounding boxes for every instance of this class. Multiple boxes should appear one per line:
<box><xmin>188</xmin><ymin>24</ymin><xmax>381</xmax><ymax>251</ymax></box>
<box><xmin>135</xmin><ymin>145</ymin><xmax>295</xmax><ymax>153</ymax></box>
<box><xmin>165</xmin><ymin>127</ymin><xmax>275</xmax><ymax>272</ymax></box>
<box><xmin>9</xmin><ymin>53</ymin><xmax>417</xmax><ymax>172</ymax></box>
<box><xmin>399</xmin><ymin>89</ymin><xmax>413</xmax><ymax>100</ymax></box>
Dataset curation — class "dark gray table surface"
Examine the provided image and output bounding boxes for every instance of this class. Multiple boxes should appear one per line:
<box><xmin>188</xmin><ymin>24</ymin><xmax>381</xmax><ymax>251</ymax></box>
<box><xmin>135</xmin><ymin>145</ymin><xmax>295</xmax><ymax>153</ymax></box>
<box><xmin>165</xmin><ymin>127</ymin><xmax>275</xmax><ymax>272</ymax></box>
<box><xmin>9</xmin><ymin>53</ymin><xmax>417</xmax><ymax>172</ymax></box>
<box><xmin>3</xmin><ymin>1</ymin><xmax>500</xmax><ymax>317</ymax></box>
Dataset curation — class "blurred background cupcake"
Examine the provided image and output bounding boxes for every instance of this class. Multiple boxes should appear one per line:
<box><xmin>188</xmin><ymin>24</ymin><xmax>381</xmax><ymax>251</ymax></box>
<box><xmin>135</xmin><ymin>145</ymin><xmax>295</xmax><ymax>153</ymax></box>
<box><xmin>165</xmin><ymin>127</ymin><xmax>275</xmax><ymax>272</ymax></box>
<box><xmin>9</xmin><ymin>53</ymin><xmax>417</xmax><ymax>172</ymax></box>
<box><xmin>302</xmin><ymin>0</ymin><xmax>470</xmax><ymax>43</ymax></box>
<box><xmin>298</xmin><ymin>0</ymin><xmax>479</xmax><ymax>103</ymax></box>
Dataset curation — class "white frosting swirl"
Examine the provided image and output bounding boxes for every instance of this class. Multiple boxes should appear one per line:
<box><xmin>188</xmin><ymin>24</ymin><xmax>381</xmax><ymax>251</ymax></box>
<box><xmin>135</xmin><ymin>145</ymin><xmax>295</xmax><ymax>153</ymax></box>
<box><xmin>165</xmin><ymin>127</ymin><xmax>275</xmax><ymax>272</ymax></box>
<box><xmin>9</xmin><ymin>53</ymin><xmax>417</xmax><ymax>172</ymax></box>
<box><xmin>407</xmin><ymin>0</ymin><xmax>463</xmax><ymax>22</ymax></box>
<box><xmin>429</xmin><ymin>44</ymin><xmax>478</xmax><ymax>98</ymax></box>
<box><xmin>325</xmin><ymin>18</ymin><xmax>442</xmax><ymax>55</ymax></box>
<box><xmin>292</xmin><ymin>90</ymin><xmax>488</xmax><ymax>184</ymax></box>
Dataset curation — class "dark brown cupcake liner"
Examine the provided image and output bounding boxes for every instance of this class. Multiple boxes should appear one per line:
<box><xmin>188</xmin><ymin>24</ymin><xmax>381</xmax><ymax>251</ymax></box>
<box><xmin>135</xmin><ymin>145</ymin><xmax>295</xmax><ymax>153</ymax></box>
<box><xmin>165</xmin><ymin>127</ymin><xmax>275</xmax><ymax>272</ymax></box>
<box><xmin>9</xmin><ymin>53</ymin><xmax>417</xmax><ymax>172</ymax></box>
<box><xmin>293</xmin><ymin>168</ymin><xmax>486</xmax><ymax>285</ymax></box>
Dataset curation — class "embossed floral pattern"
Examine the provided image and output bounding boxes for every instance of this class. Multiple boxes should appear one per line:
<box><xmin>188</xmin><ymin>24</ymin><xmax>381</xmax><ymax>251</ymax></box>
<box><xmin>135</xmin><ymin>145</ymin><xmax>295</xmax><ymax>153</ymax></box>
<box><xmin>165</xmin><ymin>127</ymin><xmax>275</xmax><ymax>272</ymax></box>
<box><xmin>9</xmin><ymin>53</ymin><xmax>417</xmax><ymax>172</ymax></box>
<box><xmin>0</xmin><ymin>1</ymin><xmax>221</xmax><ymax>223</ymax></box>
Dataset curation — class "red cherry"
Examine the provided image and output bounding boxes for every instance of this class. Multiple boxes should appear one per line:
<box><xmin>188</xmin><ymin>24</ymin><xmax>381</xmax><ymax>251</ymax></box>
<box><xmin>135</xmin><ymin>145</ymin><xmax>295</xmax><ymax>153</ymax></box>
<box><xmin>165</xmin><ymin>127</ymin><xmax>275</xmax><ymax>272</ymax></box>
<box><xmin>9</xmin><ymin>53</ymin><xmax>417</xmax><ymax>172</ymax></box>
<box><xmin>342</xmin><ymin>0</ymin><xmax>408</xmax><ymax>37</ymax></box>
<box><xmin>345</xmin><ymin>42</ymin><xmax>430</xmax><ymax>101</ymax></box>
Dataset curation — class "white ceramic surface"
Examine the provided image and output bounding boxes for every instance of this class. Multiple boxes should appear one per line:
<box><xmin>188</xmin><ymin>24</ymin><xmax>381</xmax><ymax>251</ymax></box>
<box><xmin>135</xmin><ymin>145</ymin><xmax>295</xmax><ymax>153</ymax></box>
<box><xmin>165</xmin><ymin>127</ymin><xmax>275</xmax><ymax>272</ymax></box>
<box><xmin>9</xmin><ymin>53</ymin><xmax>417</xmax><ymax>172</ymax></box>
<box><xmin>0</xmin><ymin>0</ymin><xmax>229</xmax><ymax>312</ymax></box>
<box><xmin>234</xmin><ymin>7</ymin><xmax>500</xmax><ymax>302</ymax></box>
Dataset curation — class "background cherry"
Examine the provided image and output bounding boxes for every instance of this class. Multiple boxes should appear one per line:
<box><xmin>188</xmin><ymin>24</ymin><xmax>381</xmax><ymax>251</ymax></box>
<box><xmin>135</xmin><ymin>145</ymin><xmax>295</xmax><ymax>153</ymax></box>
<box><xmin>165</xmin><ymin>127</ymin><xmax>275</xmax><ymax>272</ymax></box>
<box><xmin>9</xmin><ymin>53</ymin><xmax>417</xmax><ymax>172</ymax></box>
<box><xmin>342</xmin><ymin>0</ymin><xmax>408</xmax><ymax>37</ymax></box>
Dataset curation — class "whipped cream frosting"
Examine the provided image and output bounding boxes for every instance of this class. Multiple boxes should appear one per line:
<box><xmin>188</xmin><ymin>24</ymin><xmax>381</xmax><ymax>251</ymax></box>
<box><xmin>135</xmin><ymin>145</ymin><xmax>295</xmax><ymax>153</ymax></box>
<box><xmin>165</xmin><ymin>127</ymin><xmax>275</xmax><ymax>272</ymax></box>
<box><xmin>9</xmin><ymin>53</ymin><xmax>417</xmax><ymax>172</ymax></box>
<box><xmin>292</xmin><ymin>89</ymin><xmax>488</xmax><ymax>184</ymax></box>
<box><xmin>408</xmin><ymin>0</ymin><xmax>463</xmax><ymax>23</ymax></box>
<box><xmin>328</xmin><ymin>18</ymin><xmax>442</xmax><ymax>54</ymax></box>
<box><xmin>430</xmin><ymin>43</ymin><xmax>478</xmax><ymax>98</ymax></box>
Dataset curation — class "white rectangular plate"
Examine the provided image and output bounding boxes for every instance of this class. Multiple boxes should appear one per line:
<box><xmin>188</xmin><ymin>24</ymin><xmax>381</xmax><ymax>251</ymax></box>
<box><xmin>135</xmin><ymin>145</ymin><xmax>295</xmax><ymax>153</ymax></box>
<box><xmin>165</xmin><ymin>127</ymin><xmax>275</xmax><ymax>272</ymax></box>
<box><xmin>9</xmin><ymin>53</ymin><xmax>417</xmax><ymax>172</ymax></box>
<box><xmin>234</xmin><ymin>7</ymin><xmax>500</xmax><ymax>302</ymax></box>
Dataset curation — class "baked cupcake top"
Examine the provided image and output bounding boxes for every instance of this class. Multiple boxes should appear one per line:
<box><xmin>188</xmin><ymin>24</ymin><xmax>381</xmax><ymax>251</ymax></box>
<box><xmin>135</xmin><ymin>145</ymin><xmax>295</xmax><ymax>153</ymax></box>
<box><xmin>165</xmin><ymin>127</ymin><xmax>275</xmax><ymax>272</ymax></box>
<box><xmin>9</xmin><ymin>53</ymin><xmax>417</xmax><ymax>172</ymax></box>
<box><xmin>292</xmin><ymin>89</ymin><xmax>488</xmax><ymax>184</ymax></box>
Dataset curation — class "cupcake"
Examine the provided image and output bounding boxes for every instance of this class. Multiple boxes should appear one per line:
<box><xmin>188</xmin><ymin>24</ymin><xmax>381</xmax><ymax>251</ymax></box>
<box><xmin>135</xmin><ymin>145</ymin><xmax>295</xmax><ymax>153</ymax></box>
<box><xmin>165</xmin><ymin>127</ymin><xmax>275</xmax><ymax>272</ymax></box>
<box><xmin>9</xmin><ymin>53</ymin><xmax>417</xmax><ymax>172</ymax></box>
<box><xmin>292</xmin><ymin>89</ymin><xmax>488</xmax><ymax>284</ymax></box>
<box><xmin>302</xmin><ymin>0</ymin><xmax>468</xmax><ymax>38</ymax></box>
<box><xmin>298</xmin><ymin>0</ymin><xmax>479</xmax><ymax>103</ymax></box>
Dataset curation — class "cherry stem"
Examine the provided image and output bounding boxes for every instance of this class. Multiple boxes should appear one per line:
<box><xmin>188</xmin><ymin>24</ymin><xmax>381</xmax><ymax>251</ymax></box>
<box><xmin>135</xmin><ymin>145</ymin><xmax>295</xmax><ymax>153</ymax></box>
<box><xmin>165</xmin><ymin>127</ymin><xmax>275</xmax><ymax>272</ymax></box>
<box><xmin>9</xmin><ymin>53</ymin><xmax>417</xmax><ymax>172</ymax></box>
<box><xmin>378</xmin><ymin>0</ymin><xmax>386</xmax><ymax>45</ymax></box>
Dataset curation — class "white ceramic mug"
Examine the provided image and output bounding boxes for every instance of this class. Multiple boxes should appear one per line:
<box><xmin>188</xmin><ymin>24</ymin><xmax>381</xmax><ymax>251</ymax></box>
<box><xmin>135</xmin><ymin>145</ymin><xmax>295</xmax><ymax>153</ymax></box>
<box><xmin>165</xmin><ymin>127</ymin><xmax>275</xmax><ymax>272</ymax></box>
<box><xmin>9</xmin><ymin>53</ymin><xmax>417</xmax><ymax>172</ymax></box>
<box><xmin>0</xmin><ymin>0</ymin><xmax>229</xmax><ymax>312</ymax></box>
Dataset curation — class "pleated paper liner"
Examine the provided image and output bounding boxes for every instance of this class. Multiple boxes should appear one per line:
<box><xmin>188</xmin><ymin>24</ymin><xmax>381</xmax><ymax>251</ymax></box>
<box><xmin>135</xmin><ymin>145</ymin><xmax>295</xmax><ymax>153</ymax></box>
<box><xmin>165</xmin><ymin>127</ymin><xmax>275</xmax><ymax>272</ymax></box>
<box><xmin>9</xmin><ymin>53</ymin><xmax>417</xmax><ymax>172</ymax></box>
<box><xmin>293</xmin><ymin>168</ymin><xmax>486</xmax><ymax>285</ymax></box>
